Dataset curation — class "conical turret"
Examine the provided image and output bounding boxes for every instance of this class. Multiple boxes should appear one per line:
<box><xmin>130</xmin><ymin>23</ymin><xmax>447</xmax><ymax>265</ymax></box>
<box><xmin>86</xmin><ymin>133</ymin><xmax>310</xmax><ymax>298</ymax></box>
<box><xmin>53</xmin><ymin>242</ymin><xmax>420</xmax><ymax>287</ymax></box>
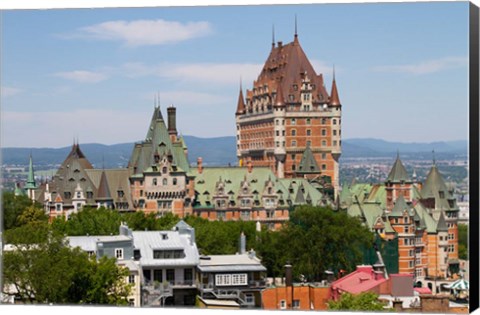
<box><xmin>329</xmin><ymin>68</ymin><xmax>341</xmax><ymax>106</ymax></box>
<box><xmin>236</xmin><ymin>84</ymin><xmax>246</xmax><ymax>115</ymax></box>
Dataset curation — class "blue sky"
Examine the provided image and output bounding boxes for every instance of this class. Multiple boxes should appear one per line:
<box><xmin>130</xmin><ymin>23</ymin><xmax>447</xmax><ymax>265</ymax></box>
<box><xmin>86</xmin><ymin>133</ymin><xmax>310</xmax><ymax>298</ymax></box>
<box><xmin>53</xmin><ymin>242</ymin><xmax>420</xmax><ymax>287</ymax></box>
<box><xmin>1</xmin><ymin>2</ymin><xmax>469</xmax><ymax>148</ymax></box>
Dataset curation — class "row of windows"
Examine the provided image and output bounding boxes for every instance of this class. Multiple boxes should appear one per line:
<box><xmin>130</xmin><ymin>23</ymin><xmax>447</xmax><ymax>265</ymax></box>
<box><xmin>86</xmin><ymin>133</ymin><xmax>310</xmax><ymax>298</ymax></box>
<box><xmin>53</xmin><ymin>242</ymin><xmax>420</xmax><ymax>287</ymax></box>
<box><xmin>152</xmin><ymin>178</ymin><xmax>178</xmax><ymax>186</ymax></box>
<box><xmin>239</xmin><ymin>122</ymin><xmax>273</xmax><ymax>130</ymax></box>
<box><xmin>153</xmin><ymin>250</ymin><xmax>185</xmax><ymax>259</ymax></box>
<box><xmin>215</xmin><ymin>273</ymin><xmax>248</xmax><ymax>286</ymax></box>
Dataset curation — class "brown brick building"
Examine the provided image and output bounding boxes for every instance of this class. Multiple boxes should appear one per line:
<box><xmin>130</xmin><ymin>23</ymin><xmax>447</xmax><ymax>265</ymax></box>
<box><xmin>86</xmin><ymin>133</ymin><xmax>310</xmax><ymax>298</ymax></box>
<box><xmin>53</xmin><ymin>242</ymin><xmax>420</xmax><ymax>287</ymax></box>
<box><xmin>235</xmin><ymin>31</ymin><xmax>342</xmax><ymax>195</ymax></box>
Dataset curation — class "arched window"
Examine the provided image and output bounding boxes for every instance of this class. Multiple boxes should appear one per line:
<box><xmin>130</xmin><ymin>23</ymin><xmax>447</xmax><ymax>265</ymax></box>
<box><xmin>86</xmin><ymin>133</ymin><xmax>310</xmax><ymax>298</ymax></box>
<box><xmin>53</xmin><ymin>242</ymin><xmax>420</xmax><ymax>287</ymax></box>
<box><xmin>163</xmin><ymin>178</ymin><xmax>168</xmax><ymax>186</ymax></box>
<box><xmin>173</xmin><ymin>178</ymin><xmax>177</xmax><ymax>185</ymax></box>
<box><xmin>153</xmin><ymin>178</ymin><xmax>157</xmax><ymax>186</ymax></box>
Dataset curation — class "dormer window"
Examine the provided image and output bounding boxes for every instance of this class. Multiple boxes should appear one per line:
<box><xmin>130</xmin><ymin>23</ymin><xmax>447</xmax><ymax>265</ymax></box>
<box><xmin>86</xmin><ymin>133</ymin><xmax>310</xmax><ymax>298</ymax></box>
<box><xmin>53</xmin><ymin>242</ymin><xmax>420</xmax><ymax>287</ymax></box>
<box><xmin>117</xmin><ymin>190</ymin><xmax>124</xmax><ymax>198</ymax></box>
<box><xmin>162</xmin><ymin>167</ymin><xmax>167</xmax><ymax>174</ymax></box>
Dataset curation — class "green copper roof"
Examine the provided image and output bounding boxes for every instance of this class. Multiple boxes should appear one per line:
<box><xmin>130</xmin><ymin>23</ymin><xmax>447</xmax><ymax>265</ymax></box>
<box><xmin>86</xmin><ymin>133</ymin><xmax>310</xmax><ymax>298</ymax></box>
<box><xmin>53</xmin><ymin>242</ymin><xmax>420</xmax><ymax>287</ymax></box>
<box><xmin>420</xmin><ymin>165</ymin><xmax>457</xmax><ymax>211</ymax></box>
<box><xmin>129</xmin><ymin>106</ymin><xmax>190</xmax><ymax>176</ymax></box>
<box><xmin>190</xmin><ymin>167</ymin><xmax>327</xmax><ymax>209</ymax></box>
<box><xmin>346</xmin><ymin>202</ymin><xmax>394</xmax><ymax>232</ymax></box>
<box><xmin>386</xmin><ymin>155</ymin><xmax>411</xmax><ymax>183</ymax></box>
<box><xmin>297</xmin><ymin>145</ymin><xmax>320</xmax><ymax>174</ymax></box>
<box><xmin>24</xmin><ymin>154</ymin><xmax>37</xmax><ymax>190</ymax></box>
<box><xmin>390</xmin><ymin>195</ymin><xmax>409</xmax><ymax>217</ymax></box>
<box><xmin>436</xmin><ymin>211</ymin><xmax>449</xmax><ymax>232</ymax></box>
<box><xmin>14</xmin><ymin>184</ymin><xmax>26</xmax><ymax>196</ymax></box>
<box><xmin>413</xmin><ymin>203</ymin><xmax>437</xmax><ymax>233</ymax></box>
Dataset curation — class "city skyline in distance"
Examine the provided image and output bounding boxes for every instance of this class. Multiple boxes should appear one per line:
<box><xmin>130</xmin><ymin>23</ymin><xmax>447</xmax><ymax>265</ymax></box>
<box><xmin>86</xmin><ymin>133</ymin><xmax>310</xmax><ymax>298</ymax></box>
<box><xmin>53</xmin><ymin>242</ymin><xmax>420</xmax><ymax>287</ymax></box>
<box><xmin>1</xmin><ymin>2</ymin><xmax>469</xmax><ymax>148</ymax></box>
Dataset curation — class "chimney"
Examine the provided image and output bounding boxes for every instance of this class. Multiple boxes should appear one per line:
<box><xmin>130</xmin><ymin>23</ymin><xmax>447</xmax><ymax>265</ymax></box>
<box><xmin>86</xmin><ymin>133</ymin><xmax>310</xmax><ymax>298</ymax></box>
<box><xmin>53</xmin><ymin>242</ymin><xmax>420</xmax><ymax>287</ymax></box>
<box><xmin>285</xmin><ymin>262</ymin><xmax>293</xmax><ymax>287</ymax></box>
<box><xmin>197</xmin><ymin>157</ymin><xmax>203</xmax><ymax>174</ymax></box>
<box><xmin>167</xmin><ymin>105</ymin><xmax>177</xmax><ymax>139</ymax></box>
<box><xmin>247</xmin><ymin>157</ymin><xmax>253</xmax><ymax>173</ymax></box>
<box><xmin>239</xmin><ymin>232</ymin><xmax>246</xmax><ymax>254</ymax></box>
<box><xmin>277</xmin><ymin>41</ymin><xmax>283</xmax><ymax>48</ymax></box>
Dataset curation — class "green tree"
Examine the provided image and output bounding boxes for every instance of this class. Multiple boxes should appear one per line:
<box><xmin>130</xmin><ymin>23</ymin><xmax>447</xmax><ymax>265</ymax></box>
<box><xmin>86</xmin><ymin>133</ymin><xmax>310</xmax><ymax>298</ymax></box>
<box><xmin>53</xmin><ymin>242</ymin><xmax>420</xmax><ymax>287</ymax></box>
<box><xmin>458</xmin><ymin>224</ymin><xmax>468</xmax><ymax>260</ymax></box>
<box><xmin>51</xmin><ymin>206</ymin><xmax>122</xmax><ymax>236</ymax></box>
<box><xmin>328</xmin><ymin>292</ymin><xmax>387</xmax><ymax>311</ymax></box>
<box><xmin>256</xmin><ymin>206</ymin><xmax>374</xmax><ymax>281</ymax></box>
<box><xmin>2</xmin><ymin>230</ymin><xmax>131</xmax><ymax>305</ymax></box>
<box><xmin>2</xmin><ymin>191</ymin><xmax>44</xmax><ymax>230</ymax></box>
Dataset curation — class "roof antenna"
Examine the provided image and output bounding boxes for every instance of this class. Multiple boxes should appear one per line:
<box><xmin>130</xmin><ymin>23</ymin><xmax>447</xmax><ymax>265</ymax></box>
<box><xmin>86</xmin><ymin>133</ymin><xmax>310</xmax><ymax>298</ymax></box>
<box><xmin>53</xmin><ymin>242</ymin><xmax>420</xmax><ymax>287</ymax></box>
<box><xmin>272</xmin><ymin>24</ymin><xmax>275</xmax><ymax>47</ymax></box>
<box><xmin>294</xmin><ymin>14</ymin><xmax>298</xmax><ymax>39</ymax></box>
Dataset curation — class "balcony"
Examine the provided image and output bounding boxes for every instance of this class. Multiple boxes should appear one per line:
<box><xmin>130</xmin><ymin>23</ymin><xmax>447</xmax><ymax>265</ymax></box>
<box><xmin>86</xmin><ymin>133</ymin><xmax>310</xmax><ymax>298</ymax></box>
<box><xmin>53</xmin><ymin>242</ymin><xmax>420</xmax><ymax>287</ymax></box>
<box><xmin>169</xmin><ymin>279</ymin><xmax>196</xmax><ymax>288</ymax></box>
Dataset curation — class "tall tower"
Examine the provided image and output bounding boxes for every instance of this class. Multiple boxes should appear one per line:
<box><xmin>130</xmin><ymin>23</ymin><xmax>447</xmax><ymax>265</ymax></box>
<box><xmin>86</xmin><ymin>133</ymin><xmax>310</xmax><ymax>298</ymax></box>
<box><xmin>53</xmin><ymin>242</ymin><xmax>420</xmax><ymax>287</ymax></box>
<box><xmin>235</xmin><ymin>29</ymin><xmax>342</xmax><ymax>193</ymax></box>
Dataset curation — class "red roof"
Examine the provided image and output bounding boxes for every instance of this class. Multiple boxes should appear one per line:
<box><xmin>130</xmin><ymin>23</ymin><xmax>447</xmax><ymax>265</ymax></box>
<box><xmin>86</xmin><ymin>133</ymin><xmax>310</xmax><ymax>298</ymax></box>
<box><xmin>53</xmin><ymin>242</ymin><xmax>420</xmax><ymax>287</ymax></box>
<box><xmin>414</xmin><ymin>287</ymin><xmax>432</xmax><ymax>295</ymax></box>
<box><xmin>331</xmin><ymin>266</ymin><xmax>388</xmax><ymax>296</ymax></box>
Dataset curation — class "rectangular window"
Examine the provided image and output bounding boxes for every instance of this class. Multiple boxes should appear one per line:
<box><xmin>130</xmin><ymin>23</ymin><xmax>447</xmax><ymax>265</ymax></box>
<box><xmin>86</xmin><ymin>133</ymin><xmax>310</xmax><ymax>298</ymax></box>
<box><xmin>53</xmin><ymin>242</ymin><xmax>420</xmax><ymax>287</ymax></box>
<box><xmin>115</xmin><ymin>248</ymin><xmax>124</xmax><ymax>259</ymax></box>
<box><xmin>291</xmin><ymin>140</ymin><xmax>297</xmax><ymax>147</ymax></box>
<box><xmin>291</xmin><ymin>129</ymin><xmax>296</xmax><ymax>136</ymax></box>
<box><xmin>404</xmin><ymin>226</ymin><xmax>409</xmax><ymax>233</ymax></box>
<box><xmin>154</xmin><ymin>269</ymin><xmax>163</xmax><ymax>282</ymax></box>
<box><xmin>333</xmin><ymin>130</ymin><xmax>337</xmax><ymax>136</ymax></box>
<box><xmin>293</xmin><ymin>300</ymin><xmax>300</xmax><ymax>309</ymax></box>
<box><xmin>280</xmin><ymin>300</ymin><xmax>287</xmax><ymax>310</ymax></box>
<box><xmin>166</xmin><ymin>269</ymin><xmax>175</xmax><ymax>282</ymax></box>
<box><xmin>217</xmin><ymin>212</ymin><xmax>226</xmax><ymax>220</ymax></box>
<box><xmin>129</xmin><ymin>275</ymin><xmax>135</xmax><ymax>284</ymax></box>
<box><xmin>239</xmin><ymin>210</ymin><xmax>250</xmax><ymax>220</ymax></box>
<box><xmin>184</xmin><ymin>268</ymin><xmax>193</xmax><ymax>282</ymax></box>
<box><xmin>306</xmin><ymin>129</ymin><xmax>311</xmax><ymax>136</ymax></box>
<box><xmin>291</xmin><ymin>118</ymin><xmax>296</xmax><ymax>125</ymax></box>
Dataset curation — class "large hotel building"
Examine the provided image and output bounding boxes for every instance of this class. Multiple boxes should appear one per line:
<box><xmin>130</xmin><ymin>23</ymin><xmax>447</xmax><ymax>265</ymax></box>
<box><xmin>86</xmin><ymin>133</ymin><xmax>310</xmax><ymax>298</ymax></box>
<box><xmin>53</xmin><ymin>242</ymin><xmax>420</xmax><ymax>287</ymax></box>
<box><xmin>235</xmin><ymin>32</ymin><xmax>342</xmax><ymax>193</ymax></box>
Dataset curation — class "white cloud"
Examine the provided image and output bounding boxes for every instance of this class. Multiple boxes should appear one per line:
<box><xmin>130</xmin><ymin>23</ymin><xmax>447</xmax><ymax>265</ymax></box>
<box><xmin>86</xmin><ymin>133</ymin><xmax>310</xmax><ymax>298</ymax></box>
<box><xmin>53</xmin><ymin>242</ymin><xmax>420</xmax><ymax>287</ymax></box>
<box><xmin>1</xmin><ymin>86</ymin><xmax>22</xmax><ymax>97</ymax></box>
<box><xmin>54</xmin><ymin>70</ymin><xmax>108</xmax><ymax>83</ymax></box>
<box><xmin>310</xmin><ymin>59</ymin><xmax>335</xmax><ymax>76</ymax></box>
<box><xmin>121</xmin><ymin>62</ymin><xmax>262</xmax><ymax>85</ymax></box>
<box><xmin>145</xmin><ymin>90</ymin><xmax>229</xmax><ymax>106</ymax></box>
<box><xmin>70</xmin><ymin>19</ymin><xmax>212</xmax><ymax>47</ymax></box>
<box><xmin>2</xmin><ymin>109</ymin><xmax>149</xmax><ymax>147</ymax></box>
<box><xmin>372</xmin><ymin>57</ymin><xmax>468</xmax><ymax>75</ymax></box>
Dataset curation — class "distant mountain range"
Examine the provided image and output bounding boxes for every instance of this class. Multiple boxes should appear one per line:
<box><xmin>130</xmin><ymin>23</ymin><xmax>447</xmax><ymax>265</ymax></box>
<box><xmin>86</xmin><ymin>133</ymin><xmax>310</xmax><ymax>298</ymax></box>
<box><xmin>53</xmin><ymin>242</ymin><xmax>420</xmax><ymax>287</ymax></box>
<box><xmin>2</xmin><ymin>137</ymin><xmax>468</xmax><ymax>168</ymax></box>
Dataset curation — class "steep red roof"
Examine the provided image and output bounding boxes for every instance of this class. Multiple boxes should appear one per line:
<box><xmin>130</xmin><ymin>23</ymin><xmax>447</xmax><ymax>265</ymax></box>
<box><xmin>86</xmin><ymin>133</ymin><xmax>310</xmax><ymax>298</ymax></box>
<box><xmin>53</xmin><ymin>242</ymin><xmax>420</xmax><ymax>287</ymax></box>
<box><xmin>250</xmin><ymin>36</ymin><xmax>330</xmax><ymax>104</ymax></box>
<box><xmin>236</xmin><ymin>86</ymin><xmax>246</xmax><ymax>115</ymax></box>
<box><xmin>331</xmin><ymin>266</ymin><xmax>388</xmax><ymax>299</ymax></box>
<box><xmin>329</xmin><ymin>76</ymin><xmax>341</xmax><ymax>106</ymax></box>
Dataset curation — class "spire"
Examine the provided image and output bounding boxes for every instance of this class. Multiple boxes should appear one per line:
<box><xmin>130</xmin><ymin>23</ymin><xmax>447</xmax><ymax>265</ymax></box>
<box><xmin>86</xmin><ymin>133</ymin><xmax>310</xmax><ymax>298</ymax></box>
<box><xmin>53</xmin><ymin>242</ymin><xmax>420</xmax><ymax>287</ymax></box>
<box><xmin>24</xmin><ymin>153</ymin><xmax>37</xmax><ymax>189</ymax></box>
<box><xmin>97</xmin><ymin>170</ymin><xmax>112</xmax><ymax>200</ymax></box>
<box><xmin>329</xmin><ymin>66</ymin><xmax>341</xmax><ymax>106</ymax></box>
<box><xmin>236</xmin><ymin>80</ymin><xmax>246</xmax><ymax>115</ymax></box>
<box><xmin>432</xmin><ymin>149</ymin><xmax>436</xmax><ymax>166</ymax></box>
<box><xmin>273</xmin><ymin>83</ymin><xmax>286</xmax><ymax>107</ymax></box>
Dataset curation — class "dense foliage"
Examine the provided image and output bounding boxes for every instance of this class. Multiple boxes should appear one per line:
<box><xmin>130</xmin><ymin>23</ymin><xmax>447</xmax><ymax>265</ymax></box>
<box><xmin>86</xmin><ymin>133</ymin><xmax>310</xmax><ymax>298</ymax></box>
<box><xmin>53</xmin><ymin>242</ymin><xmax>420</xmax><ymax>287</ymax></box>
<box><xmin>327</xmin><ymin>292</ymin><xmax>387</xmax><ymax>311</ymax></box>
<box><xmin>3</xmin><ymin>192</ymin><xmax>377</xmax><ymax>304</ymax></box>
<box><xmin>256</xmin><ymin>206</ymin><xmax>374</xmax><ymax>282</ymax></box>
<box><xmin>3</xmin><ymin>231</ymin><xmax>131</xmax><ymax>305</ymax></box>
<box><xmin>458</xmin><ymin>224</ymin><xmax>468</xmax><ymax>260</ymax></box>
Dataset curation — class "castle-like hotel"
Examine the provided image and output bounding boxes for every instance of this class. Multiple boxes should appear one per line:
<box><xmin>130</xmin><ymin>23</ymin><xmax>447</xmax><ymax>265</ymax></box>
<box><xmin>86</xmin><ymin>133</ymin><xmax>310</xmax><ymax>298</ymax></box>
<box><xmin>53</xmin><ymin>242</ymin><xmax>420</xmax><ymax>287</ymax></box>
<box><xmin>18</xmin><ymin>31</ymin><xmax>460</xmax><ymax>285</ymax></box>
